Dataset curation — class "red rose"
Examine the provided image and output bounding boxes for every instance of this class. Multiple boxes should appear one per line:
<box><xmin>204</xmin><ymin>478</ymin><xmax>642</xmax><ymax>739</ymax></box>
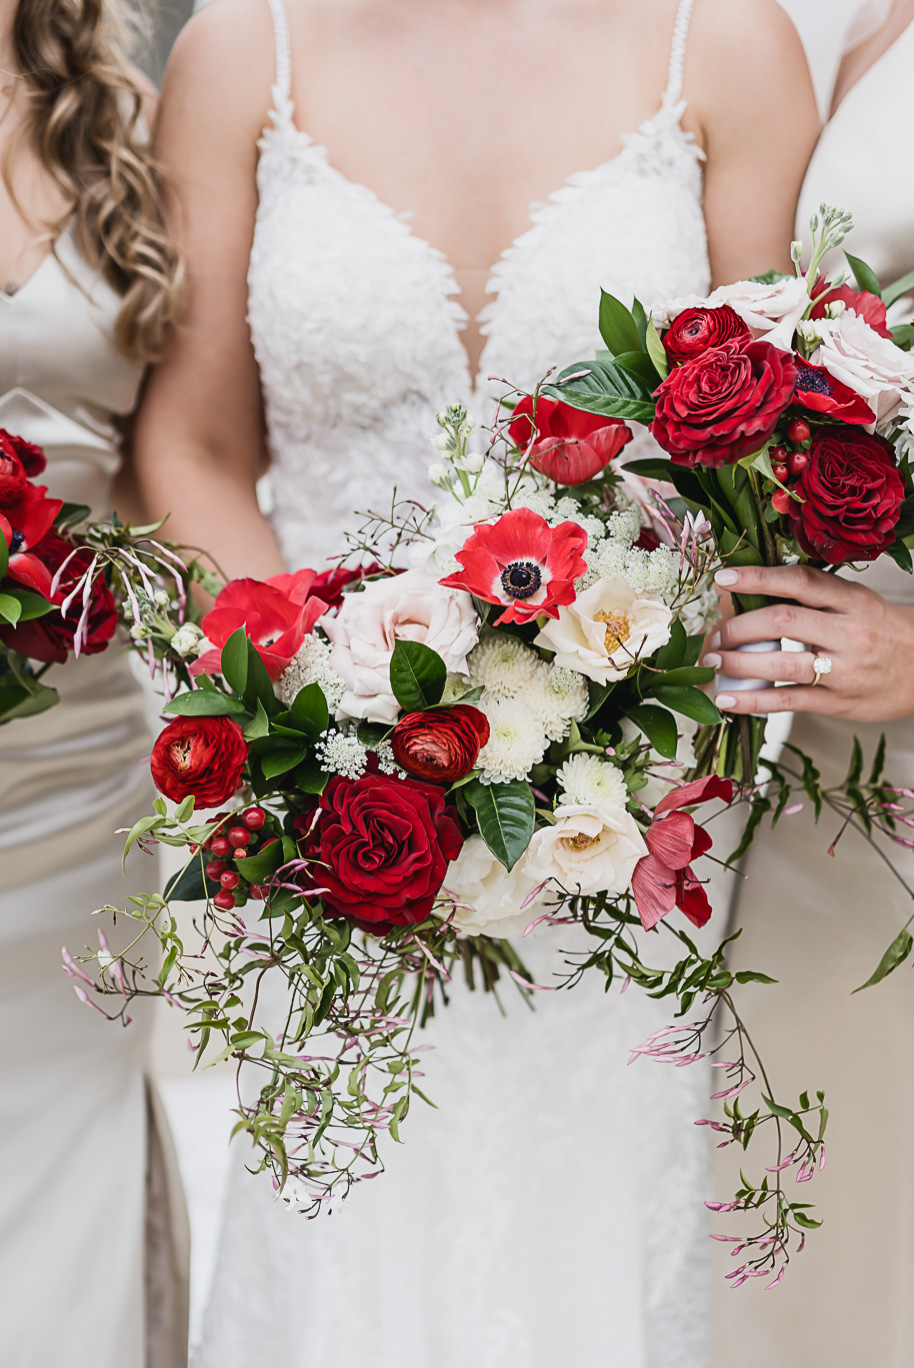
<box><xmin>440</xmin><ymin>507</ymin><xmax>588</xmax><ymax>626</ymax></box>
<box><xmin>0</xmin><ymin>530</ymin><xmax>117</xmax><ymax>664</ymax></box>
<box><xmin>311</xmin><ymin>562</ymin><xmax>387</xmax><ymax>612</ymax></box>
<box><xmin>652</xmin><ymin>339</ymin><xmax>797</xmax><ymax>468</ymax></box>
<box><xmin>631</xmin><ymin>775</ymin><xmax>733</xmax><ymax>931</ymax></box>
<box><xmin>300</xmin><ymin>769</ymin><xmax>464</xmax><ymax>930</ymax></box>
<box><xmin>785</xmin><ymin>428</ymin><xmax>904</xmax><ymax>564</ymax></box>
<box><xmin>810</xmin><ymin>278</ymin><xmax>891</xmax><ymax>339</ymax></box>
<box><xmin>150</xmin><ymin>715</ymin><xmax>248</xmax><ymax>806</ymax></box>
<box><xmin>509</xmin><ymin>395</ymin><xmax>632</xmax><ymax>485</ymax></box>
<box><xmin>662</xmin><ymin>305</ymin><xmax>751</xmax><ymax>366</ymax></box>
<box><xmin>195</xmin><ymin>569</ymin><xmax>328</xmax><ymax>681</ymax></box>
<box><xmin>793</xmin><ymin>357</ymin><xmax>874</xmax><ymax>425</ymax></box>
<box><xmin>391</xmin><ymin>706</ymin><xmax>490</xmax><ymax>783</ymax></box>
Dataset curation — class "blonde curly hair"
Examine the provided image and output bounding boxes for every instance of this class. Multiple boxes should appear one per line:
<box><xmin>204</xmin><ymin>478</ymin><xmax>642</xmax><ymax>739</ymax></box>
<box><xmin>9</xmin><ymin>0</ymin><xmax>182</xmax><ymax>361</ymax></box>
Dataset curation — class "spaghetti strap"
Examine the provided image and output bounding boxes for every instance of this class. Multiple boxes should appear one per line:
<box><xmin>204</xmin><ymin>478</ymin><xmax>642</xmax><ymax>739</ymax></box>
<box><xmin>664</xmin><ymin>0</ymin><xmax>697</xmax><ymax>105</ymax></box>
<box><xmin>266</xmin><ymin>0</ymin><xmax>293</xmax><ymax>106</ymax></box>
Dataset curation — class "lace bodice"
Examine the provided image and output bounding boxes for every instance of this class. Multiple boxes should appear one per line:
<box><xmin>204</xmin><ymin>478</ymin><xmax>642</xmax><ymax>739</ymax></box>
<box><xmin>248</xmin><ymin>0</ymin><xmax>709</xmax><ymax>568</ymax></box>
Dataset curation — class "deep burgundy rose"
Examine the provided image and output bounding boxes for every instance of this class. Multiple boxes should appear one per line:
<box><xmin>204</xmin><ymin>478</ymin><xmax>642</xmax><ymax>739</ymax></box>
<box><xmin>785</xmin><ymin>428</ymin><xmax>904</xmax><ymax>564</ymax></box>
<box><xmin>662</xmin><ymin>305</ymin><xmax>751</xmax><ymax>366</ymax></box>
<box><xmin>300</xmin><ymin>769</ymin><xmax>464</xmax><ymax>930</ymax></box>
<box><xmin>150</xmin><ymin>715</ymin><xmax>248</xmax><ymax>806</ymax></box>
<box><xmin>509</xmin><ymin>395</ymin><xmax>632</xmax><ymax>485</ymax></box>
<box><xmin>809</xmin><ymin>278</ymin><xmax>891</xmax><ymax>339</ymax></box>
<box><xmin>0</xmin><ymin>530</ymin><xmax>117</xmax><ymax>664</ymax></box>
<box><xmin>311</xmin><ymin>562</ymin><xmax>388</xmax><ymax>612</ymax></box>
<box><xmin>651</xmin><ymin>339</ymin><xmax>797</xmax><ymax>468</ymax></box>
<box><xmin>391</xmin><ymin>706</ymin><xmax>490</xmax><ymax>783</ymax></box>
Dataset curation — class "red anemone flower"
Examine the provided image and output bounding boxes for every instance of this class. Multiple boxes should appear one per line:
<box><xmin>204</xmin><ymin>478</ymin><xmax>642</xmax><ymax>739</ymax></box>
<box><xmin>1</xmin><ymin>483</ymin><xmax>66</xmax><ymax>597</ymax></box>
<box><xmin>792</xmin><ymin>357</ymin><xmax>875</xmax><ymax>425</ymax></box>
<box><xmin>509</xmin><ymin>395</ymin><xmax>633</xmax><ymax>485</ymax></box>
<box><xmin>809</xmin><ymin>278</ymin><xmax>892</xmax><ymax>339</ymax></box>
<box><xmin>195</xmin><ymin>569</ymin><xmax>328</xmax><ymax>681</ymax></box>
<box><xmin>440</xmin><ymin>507</ymin><xmax>588</xmax><ymax>626</ymax></box>
<box><xmin>631</xmin><ymin>775</ymin><xmax>733</xmax><ymax>932</ymax></box>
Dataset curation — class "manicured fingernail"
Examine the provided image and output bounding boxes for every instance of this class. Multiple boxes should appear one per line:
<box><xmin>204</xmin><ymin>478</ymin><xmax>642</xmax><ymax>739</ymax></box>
<box><xmin>709</xmin><ymin>632</ymin><xmax>721</xmax><ymax>650</ymax></box>
<box><xmin>704</xmin><ymin>653</ymin><xmax>721</xmax><ymax>669</ymax></box>
<box><xmin>715</xmin><ymin>569</ymin><xmax>739</xmax><ymax>587</ymax></box>
<box><xmin>715</xmin><ymin>693</ymin><xmax>737</xmax><ymax>710</ymax></box>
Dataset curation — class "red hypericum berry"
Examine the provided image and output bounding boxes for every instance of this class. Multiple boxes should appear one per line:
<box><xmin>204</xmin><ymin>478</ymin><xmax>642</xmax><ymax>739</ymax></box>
<box><xmin>220</xmin><ymin>870</ymin><xmax>240</xmax><ymax>892</ymax></box>
<box><xmin>788</xmin><ymin>449</ymin><xmax>809</xmax><ymax>476</ymax></box>
<box><xmin>771</xmin><ymin>463</ymin><xmax>789</xmax><ymax>483</ymax></box>
<box><xmin>234</xmin><ymin>848</ymin><xmax>249</xmax><ymax>860</ymax></box>
<box><xmin>189</xmin><ymin>843</ymin><xmax>199</xmax><ymax>854</ymax></box>
<box><xmin>250</xmin><ymin>884</ymin><xmax>265</xmax><ymax>900</ymax></box>
<box><xmin>213</xmin><ymin>890</ymin><xmax>237</xmax><ymax>911</ymax></box>
<box><xmin>243</xmin><ymin>806</ymin><xmax>267</xmax><ymax>831</ymax></box>
<box><xmin>228</xmin><ymin>826</ymin><xmax>251</xmax><ymax>848</ymax></box>
<box><xmin>205</xmin><ymin>859</ymin><xmax>228</xmax><ymax>881</ymax></box>
<box><xmin>769</xmin><ymin>444</ymin><xmax>788</xmax><ymax>466</ymax></box>
<box><xmin>787</xmin><ymin>418</ymin><xmax>811</xmax><ymax>445</ymax></box>
<box><xmin>771</xmin><ymin>488</ymin><xmax>792</xmax><ymax>516</ymax></box>
<box><xmin>210</xmin><ymin>836</ymin><xmax>231</xmax><ymax>858</ymax></box>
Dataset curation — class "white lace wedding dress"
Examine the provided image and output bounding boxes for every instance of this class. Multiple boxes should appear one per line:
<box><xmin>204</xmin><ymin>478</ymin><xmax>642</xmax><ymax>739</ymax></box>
<box><xmin>197</xmin><ymin>2</ymin><xmax>714</xmax><ymax>1364</ymax></box>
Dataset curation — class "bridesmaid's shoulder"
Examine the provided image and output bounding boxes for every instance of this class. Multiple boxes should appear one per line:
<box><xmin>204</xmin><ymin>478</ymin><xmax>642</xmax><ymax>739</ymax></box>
<box><xmin>162</xmin><ymin>0</ymin><xmax>277</xmax><ymax>138</ymax></box>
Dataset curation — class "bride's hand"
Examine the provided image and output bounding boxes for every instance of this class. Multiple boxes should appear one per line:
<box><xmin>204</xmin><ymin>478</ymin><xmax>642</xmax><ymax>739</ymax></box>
<box><xmin>701</xmin><ymin>564</ymin><xmax>914</xmax><ymax>722</ymax></box>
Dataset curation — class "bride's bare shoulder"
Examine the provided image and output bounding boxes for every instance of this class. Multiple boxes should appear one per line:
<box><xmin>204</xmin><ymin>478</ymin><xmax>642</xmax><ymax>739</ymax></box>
<box><xmin>161</xmin><ymin>0</ymin><xmax>278</xmax><ymax>141</ymax></box>
<box><xmin>688</xmin><ymin>0</ymin><xmax>816</xmax><ymax>134</ymax></box>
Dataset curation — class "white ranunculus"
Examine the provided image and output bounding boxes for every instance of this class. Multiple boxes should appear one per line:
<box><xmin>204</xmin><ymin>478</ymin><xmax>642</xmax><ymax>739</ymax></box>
<box><xmin>523</xmin><ymin>803</ymin><xmax>648</xmax><ymax>899</ymax></box>
<box><xmin>323</xmin><ymin>568</ymin><xmax>479</xmax><ymax>724</ymax></box>
<box><xmin>810</xmin><ymin>310</ymin><xmax>914</xmax><ymax>430</ymax></box>
<box><xmin>534</xmin><ymin>575</ymin><xmax>672</xmax><ymax>685</ymax></box>
<box><xmin>437</xmin><ymin>835</ymin><xmax>549</xmax><ymax>938</ymax></box>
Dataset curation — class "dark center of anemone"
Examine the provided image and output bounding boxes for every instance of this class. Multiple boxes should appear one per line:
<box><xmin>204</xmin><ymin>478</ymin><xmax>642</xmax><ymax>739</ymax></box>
<box><xmin>500</xmin><ymin>560</ymin><xmax>542</xmax><ymax>601</ymax></box>
<box><xmin>9</xmin><ymin>531</ymin><xmax>24</xmax><ymax>553</ymax></box>
<box><xmin>796</xmin><ymin>364</ymin><xmax>833</xmax><ymax>396</ymax></box>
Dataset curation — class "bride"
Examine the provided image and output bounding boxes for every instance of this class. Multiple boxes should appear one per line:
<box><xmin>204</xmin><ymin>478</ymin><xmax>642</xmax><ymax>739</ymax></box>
<box><xmin>136</xmin><ymin>0</ymin><xmax>818</xmax><ymax>1362</ymax></box>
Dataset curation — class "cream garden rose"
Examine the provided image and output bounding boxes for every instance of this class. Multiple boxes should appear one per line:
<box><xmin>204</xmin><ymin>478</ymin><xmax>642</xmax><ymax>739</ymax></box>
<box><xmin>523</xmin><ymin>803</ymin><xmax>648</xmax><ymax>899</ymax></box>
<box><xmin>437</xmin><ymin>835</ymin><xmax>549</xmax><ymax>938</ymax></box>
<box><xmin>809</xmin><ymin>310</ymin><xmax>914</xmax><ymax>430</ymax></box>
<box><xmin>534</xmin><ymin>575</ymin><xmax>672</xmax><ymax>685</ymax></box>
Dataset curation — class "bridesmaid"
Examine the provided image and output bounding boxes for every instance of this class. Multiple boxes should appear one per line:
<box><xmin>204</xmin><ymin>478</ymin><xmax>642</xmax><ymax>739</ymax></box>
<box><xmin>709</xmin><ymin>2</ymin><xmax>914</xmax><ymax>1363</ymax></box>
<box><xmin>0</xmin><ymin>3</ymin><xmax>188</xmax><ymax>1366</ymax></box>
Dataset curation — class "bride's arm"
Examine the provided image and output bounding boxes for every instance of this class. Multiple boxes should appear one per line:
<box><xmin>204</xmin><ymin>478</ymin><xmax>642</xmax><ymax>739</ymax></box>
<box><xmin>688</xmin><ymin>0</ymin><xmax>820</xmax><ymax>285</ymax></box>
<box><xmin>133</xmin><ymin>0</ymin><xmax>288</xmax><ymax>581</ymax></box>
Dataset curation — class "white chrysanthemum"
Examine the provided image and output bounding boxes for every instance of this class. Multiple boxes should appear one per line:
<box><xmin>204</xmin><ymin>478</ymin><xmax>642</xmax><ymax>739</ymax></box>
<box><xmin>467</xmin><ymin>632</ymin><xmax>541</xmax><ymax>699</ymax></box>
<box><xmin>557</xmin><ymin>754</ymin><xmax>628</xmax><ymax>808</ymax></box>
<box><xmin>279</xmin><ymin>636</ymin><xmax>346</xmax><ymax>711</ymax></box>
<box><xmin>477</xmin><ymin>696</ymin><xmax>549</xmax><ymax>784</ymax></box>
<box><xmin>528</xmin><ymin>663</ymin><xmax>590</xmax><ymax>741</ymax></box>
<box><xmin>315</xmin><ymin>732</ymin><xmax>368</xmax><ymax>781</ymax></box>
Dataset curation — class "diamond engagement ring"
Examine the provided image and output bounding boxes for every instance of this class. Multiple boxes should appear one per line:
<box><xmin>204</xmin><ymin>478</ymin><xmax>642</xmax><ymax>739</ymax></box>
<box><xmin>811</xmin><ymin>655</ymin><xmax>833</xmax><ymax>686</ymax></box>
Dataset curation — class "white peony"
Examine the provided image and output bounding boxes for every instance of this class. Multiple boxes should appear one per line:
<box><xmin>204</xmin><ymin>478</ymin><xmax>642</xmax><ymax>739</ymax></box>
<box><xmin>557</xmin><ymin>754</ymin><xmax>628</xmax><ymax>808</ymax></box>
<box><xmin>476</xmin><ymin>696</ymin><xmax>549</xmax><ymax>784</ymax></box>
<box><xmin>535</xmin><ymin>575</ymin><xmax>672</xmax><ymax>685</ymax></box>
<box><xmin>809</xmin><ymin>310</ymin><xmax>914</xmax><ymax>430</ymax></box>
<box><xmin>523</xmin><ymin>803</ymin><xmax>648</xmax><ymax>899</ymax></box>
<box><xmin>436</xmin><ymin>835</ymin><xmax>549</xmax><ymax>938</ymax></box>
<box><xmin>323</xmin><ymin>568</ymin><xmax>479</xmax><ymax>724</ymax></box>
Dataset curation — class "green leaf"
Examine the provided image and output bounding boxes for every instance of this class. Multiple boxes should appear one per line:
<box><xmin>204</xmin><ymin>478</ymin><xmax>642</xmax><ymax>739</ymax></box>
<box><xmin>894</xmin><ymin>494</ymin><xmax>914</xmax><ymax>541</ymax></box>
<box><xmin>53</xmin><ymin>501</ymin><xmax>92</xmax><ymax>531</ymax></box>
<box><xmin>220</xmin><ymin>627</ymin><xmax>249</xmax><ymax>694</ymax></box>
<box><xmin>651</xmin><ymin>684</ymin><xmax>722</xmax><ymax>726</ymax></box>
<box><xmin>282</xmin><ymin>682</ymin><xmax>330</xmax><ymax>741</ymax></box>
<box><xmin>389</xmin><ymin>639</ymin><xmax>447</xmax><ymax>712</ymax></box>
<box><xmin>884</xmin><ymin>267</ymin><xmax>914</xmax><ymax>309</ymax></box>
<box><xmin>622</xmin><ymin>456</ymin><xmax>672</xmax><ymax>481</ymax></box>
<box><xmin>845</xmin><ymin>251</ymin><xmax>882</xmax><ymax>298</ymax></box>
<box><xmin>463</xmin><ymin>778</ymin><xmax>535</xmax><ymax>872</ymax></box>
<box><xmin>239</xmin><ymin>839</ymin><xmax>284</xmax><ymax>883</ymax></box>
<box><xmin>163</xmin><ymin>691</ymin><xmax>249</xmax><ymax>718</ymax></box>
<box><xmin>854</xmin><ymin>927</ymin><xmax>913</xmax><ymax>992</ymax></box>
<box><xmin>7</xmin><ymin>589</ymin><xmax>55</xmax><ymax>622</ymax></box>
<box><xmin>261</xmin><ymin>746</ymin><xmax>307</xmax><ymax>780</ymax></box>
<box><xmin>544</xmin><ymin>358</ymin><xmax>656</xmax><ymax>424</ymax></box>
<box><xmin>734</xmin><ymin>970</ymin><xmax>778</xmax><ymax>985</ymax></box>
<box><xmin>292</xmin><ymin>758</ymin><xmax>330</xmax><ymax>795</ymax></box>
<box><xmin>0</xmin><ymin>593</ymin><xmax>21</xmax><ymax>626</ymax></box>
<box><xmin>625</xmin><ymin>704</ymin><xmax>679</xmax><ymax>759</ymax></box>
<box><xmin>645</xmin><ymin>319</ymin><xmax>669</xmax><ymax>381</ymax></box>
<box><xmin>653</xmin><ymin>617</ymin><xmax>687</xmax><ymax>670</ymax></box>
<box><xmin>243</xmin><ymin>699</ymin><xmax>272</xmax><ymax>741</ymax></box>
<box><xmin>243</xmin><ymin>639</ymin><xmax>279</xmax><ymax>714</ymax></box>
<box><xmin>761</xmin><ymin>1094</ymin><xmax>795</xmax><ymax>1121</ymax></box>
<box><xmin>599</xmin><ymin>290</ymin><xmax>643</xmax><ymax>357</ymax></box>
<box><xmin>611</xmin><ymin>351</ymin><xmax>661</xmax><ymax>387</ymax></box>
<box><xmin>869</xmin><ymin>734</ymin><xmax>887</xmax><ymax>787</ymax></box>
<box><xmin>885</xmin><ymin>538</ymin><xmax>913</xmax><ymax>574</ymax></box>
<box><xmin>0</xmin><ymin>680</ymin><xmax>59</xmax><ymax>724</ymax></box>
<box><xmin>164</xmin><ymin>853</ymin><xmax>220</xmax><ymax>902</ymax></box>
<box><xmin>631</xmin><ymin>297</ymin><xmax>649</xmax><ymax>349</ymax></box>
<box><xmin>649</xmin><ymin>665</ymin><xmax>716</xmax><ymax>688</ymax></box>
<box><xmin>792</xmin><ymin>1211</ymin><xmax>823</xmax><ymax>1230</ymax></box>
<box><xmin>844</xmin><ymin>735</ymin><xmax>864</xmax><ymax>787</ymax></box>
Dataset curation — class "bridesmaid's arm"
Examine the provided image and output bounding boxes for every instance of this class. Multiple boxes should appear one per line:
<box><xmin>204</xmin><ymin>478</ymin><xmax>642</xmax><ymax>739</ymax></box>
<box><xmin>134</xmin><ymin>0</ymin><xmax>287</xmax><ymax>582</ymax></box>
<box><xmin>687</xmin><ymin>0</ymin><xmax>821</xmax><ymax>285</ymax></box>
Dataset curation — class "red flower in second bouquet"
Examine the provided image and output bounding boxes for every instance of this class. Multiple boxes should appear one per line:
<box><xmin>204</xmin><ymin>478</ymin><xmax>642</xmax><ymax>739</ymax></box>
<box><xmin>391</xmin><ymin>706</ymin><xmax>490</xmax><ymax>783</ymax></box>
<box><xmin>0</xmin><ymin>430</ymin><xmax>46</xmax><ymax>507</ymax></box>
<box><xmin>786</xmin><ymin>427</ymin><xmax>904</xmax><ymax>564</ymax></box>
<box><xmin>440</xmin><ymin>507</ymin><xmax>588</xmax><ymax>625</ymax></box>
<box><xmin>310</xmin><ymin>562</ymin><xmax>388</xmax><ymax>612</ymax></box>
<box><xmin>792</xmin><ymin>357</ymin><xmax>875</xmax><ymax>425</ymax></box>
<box><xmin>509</xmin><ymin>396</ymin><xmax>632</xmax><ymax>485</ymax></box>
<box><xmin>810</xmin><ymin>278</ymin><xmax>892</xmax><ymax>339</ymax></box>
<box><xmin>1</xmin><ymin>482</ymin><xmax>65</xmax><ymax>596</ymax></box>
<box><xmin>151</xmin><ymin>715</ymin><xmax>248</xmax><ymax>807</ymax></box>
<box><xmin>631</xmin><ymin>775</ymin><xmax>733</xmax><ymax>932</ymax></box>
<box><xmin>0</xmin><ymin>530</ymin><xmax>117</xmax><ymax>664</ymax></box>
<box><xmin>197</xmin><ymin>570</ymin><xmax>329</xmax><ymax>681</ymax></box>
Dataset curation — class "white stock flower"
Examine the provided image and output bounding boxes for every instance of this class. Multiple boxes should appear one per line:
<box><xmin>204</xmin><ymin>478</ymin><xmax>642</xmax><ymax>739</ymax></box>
<box><xmin>476</xmin><ymin>696</ymin><xmax>549</xmax><ymax>783</ymax></box>
<box><xmin>437</xmin><ymin>835</ymin><xmax>549</xmax><ymax>938</ymax></box>
<box><xmin>523</xmin><ymin>803</ymin><xmax>648</xmax><ymax>899</ymax></box>
<box><xmin>535</xmin><ymin>576</ymin><xmax>672</xmax><ymax>685</ymax></box>
<box><xmin>528</xmin><ymin>664</ymin><xmax>590</xmax><ymax>741</ymax></box>
<box><xmin>323</xmin><ymin>568</ymin><xmax>479</xmax><ymax>724</ymax></box>
<box><xmin>557</xmin><ymin>754</ymin><xmax>628</xmax><ymax>808</ymax></box>
<box><xmin>279</xmin><ymin>634</ymin><xmax>346</xmax><ymax>711</ymax></box>
<box><xmin>810</xmin><ymin>310</ymin><xmax>914</xmax><ymax>430</ymax></box>
<box><xmin>170</xmin><ymin>622</ymin><xmax>204</xmax><ymax>658</ymax></box>
<box><xmin>467</xmin><ymin>632</ymin><xmax>542</xmax><ymax>699</ymax></box>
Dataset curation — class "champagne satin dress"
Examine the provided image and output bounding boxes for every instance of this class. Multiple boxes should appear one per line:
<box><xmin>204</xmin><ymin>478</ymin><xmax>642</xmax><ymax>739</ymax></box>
<box><xmin>713</xmin><ymin>22</ymin><xmax>914</xmax><ymax>1366</ymax></box>
<box><xmin>0</xmin><ymin>228</ymin><xmax>189</xmax><ymax>1367</ymax></box>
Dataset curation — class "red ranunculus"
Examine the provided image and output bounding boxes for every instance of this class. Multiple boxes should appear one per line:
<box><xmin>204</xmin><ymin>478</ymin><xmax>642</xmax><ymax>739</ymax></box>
<box><xmin>0</xmin><ymin>452</ymin><xmax>27</xmax><ymax>508</ymax></box>
<box><xmin>810</xmin><ymin>278</ymin><xmax>891</xmax><ymax>339</ymax></box>
<box><xmin>150</xmin><ymin>715</ymin><xmax>248</xmax><ymax>807</ymax></box>
<box><xmin>311</xmin><ymin>562</ymin><xmax>387</xmax><ymax>612</ymax></box>
<box><xmin>786</xmin><ymin>427</ymin><xmax>904</xmax><ymax>564</ymax></box>
<box><xmin>792</xmin><ymin>357</ymin><xmax>875</xmax><ymax>425</ymax></box>
<box><xmin>0</xmin><ymin>530</ymin><xmax>117</xmax><ymax>664</ymax></box>
<box><xmin>631</xmin><ymin>775</ymin><xmax>733</xmax><ymax>931</ymax></box>
<box><xmin>391</xmin><ymin>706</ymin><xmax>490</xmax><ymax>783</ymax></box>
<box><xmin>652</xmin><ymin>339</ymin><xmax>797</xmax><ymax>468</ymax></box>
<box><xmin>195</xmin><ymin>569</ymin><xmax>328</xmax><ymax>681</ymax></box>
<box><xmin>0</xmin><ymin>429</ymin><xmax>46</xmax><ymax>484</ymax></box>
<box><xmin>440</xmin><ymin>507</ymin><xmax>588</xmax><ymax>626</ymax></box>
<box><xmin>299</xmin><ymin>769</ymin><xmax>464</xmax><ymax>930</ymax></box>
<box><xmin>662</xmin><ymin>305</ymin><xmax>751</xmax><ymax>366</ymax></box>
<box><xmin>509</xmin><ymin>395</ymin><xmax>632</xmax><ymax>485</ymax></box>
<box><xmin>2</xmin><ymin>482</ymin><xmax>65</xmax><ymax>596</ymax></box>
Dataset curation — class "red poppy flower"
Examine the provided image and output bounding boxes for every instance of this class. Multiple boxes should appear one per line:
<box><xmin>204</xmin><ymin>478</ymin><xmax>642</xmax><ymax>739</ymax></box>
<box><xmin>631</xmin><ymin>775</ymin><xmax>733</xmax><ymax>931</ymax></box>
<box><xmin>1</xmin><ymin>483</ymin><xmax>65</xmax><ymax>596</ymax></box>
<box><xmin>195</xmin><ymin>570</ymin><xmax>328</xmax><ymax>681</ymax></box>
<box><xmin>440</xmin><ymin>507</ymin><xmax>588</xmax><ymax>626</ymax></box>
<box><xmin>391</xmin><ymin>706</ymin><xmax>490</xmax><ymax>783</ymax></box>
<box><xmin>151</xmin><ymin>715</ymin><xmax>249</xmax><ymax>807</ymax></box>
<box><xmin>509</xmin><ymin>395</ymin><xmax>632</xmax><ymax>485</ymax></box>
<box><xmin>791</xmin><ymin>357</ymin><xmax>875</xmax><ymax>425</ymax></box>
<box><xmin>809</xmin><ymin>278</ymin><xmax>891</xmax><ymax>339</ymax></box>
